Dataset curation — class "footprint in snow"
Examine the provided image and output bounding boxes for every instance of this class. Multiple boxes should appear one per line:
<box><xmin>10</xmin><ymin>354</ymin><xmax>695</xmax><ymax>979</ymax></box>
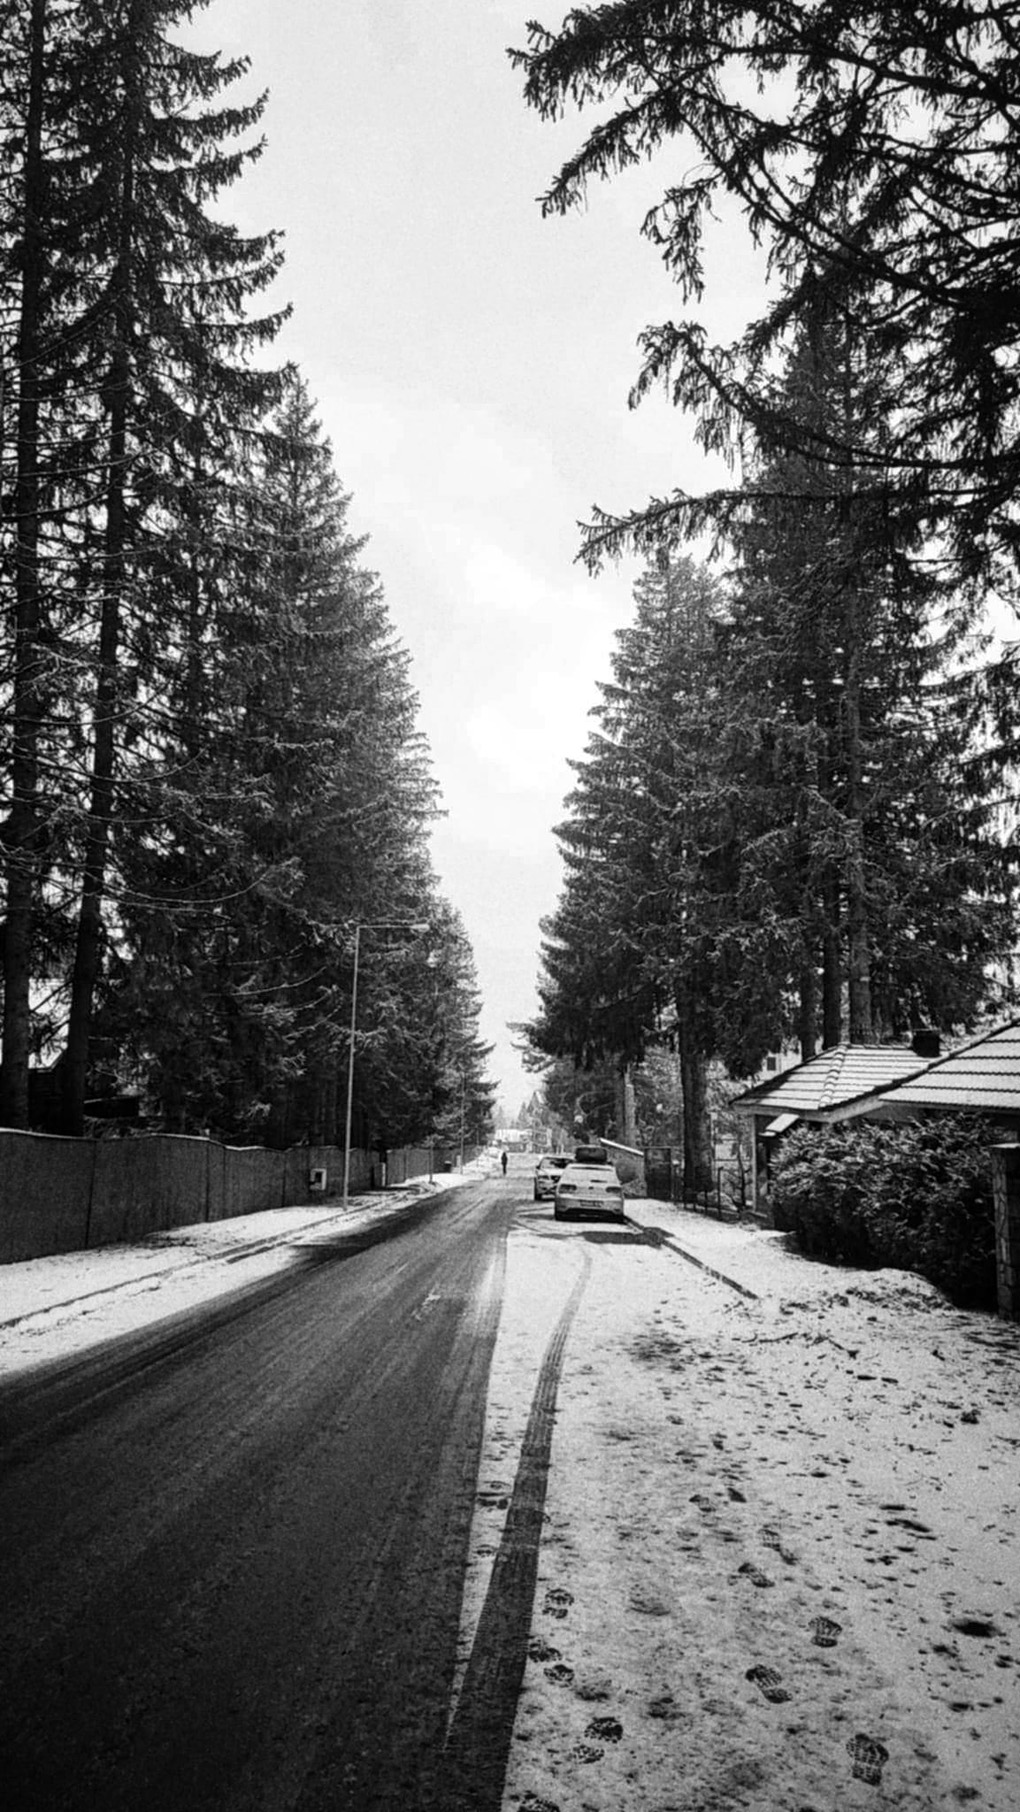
<box><xmin>528</xmin><ymin>1638</ymin><xmax>560</xmax><ymax>1663</ymax></box>
<box><xmin>738</xmin><ymin>1561</ymin><xmax>774</xmax><ymax>1589</ymax></box>
<box><xmin>586</xmin><ymin>1715</ymin><xmax>623</xmax><ymax>1744</ymax></box>
<box><xmin>746</xmin><ymin>1664</ymin><xmax>792</xmax><ymax>1703</ymax></box>
<box><xmin>847</xmin><ymin>1733</ymin><xmax>890</xmax><ymax>1785</ymax></box>
<box><xmin>629</xmin><ymin>1585</ymin><xmax>670</xmax><ymax>1616</ymax></box>
<box><xmin>545</xmin><ymin>1663</ymin><xmax>575</xmax><ymax>1686</ymax></box>
<box><xmin>761</xmin><ymin>1524</ymin><xmax>798</xmax><ymax>1563</ymax></box>
<box><xmin>810</xmin><ymin>1616</ymin><xmax>843</xmax><ymax>1647</ymax></box>
<box><xmin>543</xmin><ymin>1586</ymin><xmax>574</xmax><ymax>1620</ymax></box>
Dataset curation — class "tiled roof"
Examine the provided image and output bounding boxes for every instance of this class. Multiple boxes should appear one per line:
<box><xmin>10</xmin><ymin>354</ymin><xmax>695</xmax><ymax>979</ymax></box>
<box><xmin>731</xmin><ymin>1043</ymin><xmax>928</xmax><ymax>1118</ymax></box>
<box><xmin>874</xmin><ymin>1019</ymin><xmax>1020</xmax><ymax>1117</ymax></box>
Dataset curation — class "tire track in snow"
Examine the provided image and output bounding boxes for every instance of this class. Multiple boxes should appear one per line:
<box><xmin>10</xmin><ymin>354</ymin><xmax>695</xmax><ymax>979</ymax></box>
<box><xmin>437</xmin><ymin>1247</ymin><xmax>592</xmax><ymax>1810</ymax></box>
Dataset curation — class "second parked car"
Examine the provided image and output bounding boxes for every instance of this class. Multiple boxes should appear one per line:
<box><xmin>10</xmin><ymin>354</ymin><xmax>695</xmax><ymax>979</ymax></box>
<box><xmin>553</xmin><ymin>1161</ymin><xmax>626</xmax><ymax>1222</ymax></box>
<box><xmin>533</xmin><ymin>1153</ymin><xmax>570</xmax><ymax>1201</ymax></box>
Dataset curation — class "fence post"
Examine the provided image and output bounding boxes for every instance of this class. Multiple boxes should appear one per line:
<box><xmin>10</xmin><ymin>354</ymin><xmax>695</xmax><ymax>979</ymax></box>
<box><xmin>82</xmin><ymin>1139</ymin><xmax>100</xmax><ymax>1250</ymax></box>
<box><xmin>991</xmin><ymin>1145</ymin><xmax>1020</xmax><ymax>1320</ymax></box>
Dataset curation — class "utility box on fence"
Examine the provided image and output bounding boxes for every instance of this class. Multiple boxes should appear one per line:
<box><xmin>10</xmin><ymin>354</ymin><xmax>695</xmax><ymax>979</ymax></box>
<box><xmin>308</xmin><ymin>1167</ymin><xmax>327</xmax><ymax>1193</ymax></box>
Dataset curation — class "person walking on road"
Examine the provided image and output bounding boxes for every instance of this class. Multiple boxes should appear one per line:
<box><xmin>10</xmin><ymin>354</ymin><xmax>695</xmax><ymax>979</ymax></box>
<box><xmin>500</xmin><ymin>1149</ymin><xmax>508</xmax><ymax>1176</ymax></box>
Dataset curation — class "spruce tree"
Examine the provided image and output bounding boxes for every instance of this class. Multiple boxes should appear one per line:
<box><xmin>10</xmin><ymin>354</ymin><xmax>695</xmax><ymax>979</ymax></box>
<box><xmin>55</xmin><ymin>0</ymin><xmax>286</xmax><ymax>1134</ymax></box>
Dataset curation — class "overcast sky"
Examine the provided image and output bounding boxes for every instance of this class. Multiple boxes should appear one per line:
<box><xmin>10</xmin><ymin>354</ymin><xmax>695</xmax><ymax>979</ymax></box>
<box><xmin>186</xmin><ymin>0</ymin><xmax>764</xmax><ymax>1112</ymax></box>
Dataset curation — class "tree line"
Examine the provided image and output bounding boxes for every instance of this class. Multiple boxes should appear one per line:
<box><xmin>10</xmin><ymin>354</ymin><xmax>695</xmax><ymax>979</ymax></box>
<box><xmin>1</xmin><ymin>0</ymin><xmax>494</xmax><ymax>1152</ymax></box>
<box><xmin>516</xmin><ymin>2</ymin><xmax>1018</xmax><ymax>1182</ymax></box>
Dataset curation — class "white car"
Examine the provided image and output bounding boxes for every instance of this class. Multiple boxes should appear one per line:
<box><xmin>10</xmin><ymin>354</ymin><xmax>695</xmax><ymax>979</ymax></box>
<box><xmin>533</xmin><ymin>1153</ymin><xmax>570</xmax><ymax>1201</ymax></box>
<box><xmin>553</xmin><ymin>1161</ymin><xmax>626</xmax><ymax>1222</ymax></box>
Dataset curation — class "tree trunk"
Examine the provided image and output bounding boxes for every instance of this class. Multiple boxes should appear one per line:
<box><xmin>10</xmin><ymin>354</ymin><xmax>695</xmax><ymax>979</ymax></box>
<box><xmin>844</xmin><ymin>636</ymin><xmax>873</xmax><ymax>1042</ymax></box>
<box><xmin>840</xmin><ymin>315</ymin><xmax>873</xmax><ymax>1044</ymax></box>
<box><xmin>1</xmin><ymin>0</ymin><xmax>47</xmax><ymax>1129</ymax></box>
<box><xmin>678</xmin><ymin>1016</ymin><xmax>712</xmax><ymax>1194</ymax></box>
<box><xmin>614</xmin><ymin>1062</ymin><xmax>637</xmax><ymax>1146</ymax></box>
<box><xmin>821</xmin><ymin>868</ymin><xmax>842</xmax><ymax>1047</ymax></box>
<box><xmin>797</xmin><ymin>958</ymin><xmax>817</xmax><ymax>1061</ymax></box>
<box><xmin>62</xmin><ymin>380</ymin><xmax>128</xmax><ymax>1134</ymax></box>
<box><xmin>62</xmin><ymin>49</ymin><xmax>138</xmax><ymax>1136</ymax></box>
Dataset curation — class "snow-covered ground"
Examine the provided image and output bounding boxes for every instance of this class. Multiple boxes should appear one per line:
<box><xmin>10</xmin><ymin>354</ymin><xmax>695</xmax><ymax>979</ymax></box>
<box><xmin>475</xmin><ymin>1202</ymin><xmax>1020</xmax><ymax>1812</ymax></box>
<box><xmin>2</xmin><ymin>1176</ymin><xmax>1018</xmax><ymax>1808</ymax></box>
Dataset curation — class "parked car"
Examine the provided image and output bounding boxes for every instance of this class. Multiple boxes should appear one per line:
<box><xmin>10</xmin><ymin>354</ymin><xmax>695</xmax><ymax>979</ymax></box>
<box><xmin>533</xmin><ymin>1153</ymin><xmax>570</xmax><ymax>1201</ymax></box>
<box><xmin>553</xmin><ymin>1161</ymin><xmax>626</xmax><ymax>1222</ymax></box>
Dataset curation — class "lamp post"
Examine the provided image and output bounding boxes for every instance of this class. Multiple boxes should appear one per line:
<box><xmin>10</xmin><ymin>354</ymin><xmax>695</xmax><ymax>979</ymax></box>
<box><xmin>342</xmin><ymin>919</ymin><xmax>428</xmax><ymax>1209</ymax></box>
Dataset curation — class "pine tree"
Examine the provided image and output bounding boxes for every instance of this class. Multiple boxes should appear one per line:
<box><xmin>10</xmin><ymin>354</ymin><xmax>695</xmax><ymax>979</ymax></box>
<box><xmin>0</xmin><ymin>0</ymin><xmax>95</xmax><ymax>1123</ymax></box>
<box><xmin>103</xmin><ymin>374</ymin><xmax>457</xmax><ymax>1146</ymax></box>
<box><xmin>529</xmin><ymin>556</ymin><xmax>729</xmax><ymax>1189</ymax></box>
<box><xmin>55</xmin><ymin>0</ymin><xmax>285</xmax><ymax>1134</ymax></box>
<box><xmin>724</xmin><ymin>302</ymin><xmax>1015</xmax><ymax>1050</ymax></box>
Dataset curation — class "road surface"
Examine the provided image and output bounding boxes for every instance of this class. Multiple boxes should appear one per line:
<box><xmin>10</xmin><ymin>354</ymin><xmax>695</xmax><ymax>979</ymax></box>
<box><xmin>0</xmin><ymin>1174</ymin><xmax>544</xmax><ymax>1811</ymax></box>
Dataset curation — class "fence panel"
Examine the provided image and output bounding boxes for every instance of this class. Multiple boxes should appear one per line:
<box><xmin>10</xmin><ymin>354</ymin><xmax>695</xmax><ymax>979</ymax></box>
<box><xmin>0</xmin><ymin>1128</ymin><xmax>450</xmax><ymax>1264</ymax></box>
<box><xmin>0</xmin><ymin>1131</ymin><xmax>93</xmax><ymax>1263</ymax></box>
<box><xmin>89</xmin><ymin>1136</ymin><xmax>210</xmax><ymax>1247</ymax></box>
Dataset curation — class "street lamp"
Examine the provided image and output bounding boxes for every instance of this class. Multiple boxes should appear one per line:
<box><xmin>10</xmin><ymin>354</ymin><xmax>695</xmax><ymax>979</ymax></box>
<box><xmin>459</xmin><ymin>1068</ymin><xmax>466</xmax><ymax>1172</ymax></box>
<box><xmin>342</xmin><ymin>920</ymin><xmax>429</xmax><ymax>1209</ymax></box>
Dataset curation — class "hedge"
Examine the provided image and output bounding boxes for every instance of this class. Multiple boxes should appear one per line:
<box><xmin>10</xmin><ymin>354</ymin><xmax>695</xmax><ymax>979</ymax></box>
<box><xmin>769</xmin><ymin>1114</ymin><xmax>998</xmax><ymax>1309</ymax></box>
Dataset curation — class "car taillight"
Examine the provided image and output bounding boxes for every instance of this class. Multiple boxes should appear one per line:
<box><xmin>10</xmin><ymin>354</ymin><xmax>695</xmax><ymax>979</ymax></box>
<box><xmin>558</xmin><ymin>1183</ymin><xmax>577</xmax><ymax>1193</ymax></box>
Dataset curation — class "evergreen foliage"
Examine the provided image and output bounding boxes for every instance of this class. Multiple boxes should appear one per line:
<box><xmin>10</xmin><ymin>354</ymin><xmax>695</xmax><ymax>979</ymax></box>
<box><xmin>513</xmin><ymin>2</ymin><xmax>1020</xmax><ymax>593</ymax></box>
<box><xmin>525</xmin><ymin>541</ymin><xmax>1014</xmax><ymax>1191</ymax></box>
<box><xmin>770</xmin><ymin>1116</ymin><xmax>998</xmax><ymax>1309</ymax></box>
<box><xmin>516</xmin><ymin>6</ymin><xmax>1019</xmax><ymax>1172</ymax></box>
<box><xmin>1</xmin><ymin>5</ymin><xmax>492</xmax><ymax>1149</ymax></box>
<box><xmin>527</xmin><ymin>556</ymin><xmax>728</xmax><ymax>1189</ymax></box>
<box><xmin>723</xmin><ymin>304</ymin><xmax>1016</xmax><ymax>1055</ymax></box>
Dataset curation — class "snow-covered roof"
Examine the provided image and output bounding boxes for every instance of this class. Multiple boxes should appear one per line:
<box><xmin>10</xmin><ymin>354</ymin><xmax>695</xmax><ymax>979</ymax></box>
<box><xmin>869</xmin><ymin>1019</ymin><xmax>1020</xmax><ymax>1118</ymax></box>
<box><xmin>730</xmin><ymin>1042</ymin><xmax>929</xmax><ymax>1120</ymax></box>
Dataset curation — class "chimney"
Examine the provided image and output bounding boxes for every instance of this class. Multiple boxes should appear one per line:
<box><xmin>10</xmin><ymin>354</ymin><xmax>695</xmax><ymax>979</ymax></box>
<box><xmin>910</xmin><ymin>1027</ymin><xmax>941</xmax><ymax>1060</ymax></box>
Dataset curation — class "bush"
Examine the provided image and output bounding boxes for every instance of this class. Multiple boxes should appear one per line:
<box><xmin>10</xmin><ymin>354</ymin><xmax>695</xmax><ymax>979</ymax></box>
<box><xmin>770</xmin><ymin>1114</ymin><xmax>998</xmax><ymax>1309</ymax></box>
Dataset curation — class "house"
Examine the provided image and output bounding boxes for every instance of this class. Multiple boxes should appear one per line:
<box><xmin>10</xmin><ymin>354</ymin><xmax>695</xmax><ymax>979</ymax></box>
<box><xmin>730</xmin><ymin>1036</ymin><xmax>937</xmax><ymax>1220</ymax></box>
<box><xmin>848</xmin><ymin>1019</ymin><xmax>1020</xmax><ymax>1136</ymax></box>
<box><xmin>731</xmin><ymin>1020</ymin><xmax>1020</xmax><ymax>1222</ymax></box>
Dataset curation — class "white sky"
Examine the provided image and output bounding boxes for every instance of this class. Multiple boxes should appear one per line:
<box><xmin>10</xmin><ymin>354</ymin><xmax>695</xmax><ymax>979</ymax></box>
<box><xmin>186</xmin><ymin>0</ymin><xmax>764</xmax><ymax>1110</ymax></box>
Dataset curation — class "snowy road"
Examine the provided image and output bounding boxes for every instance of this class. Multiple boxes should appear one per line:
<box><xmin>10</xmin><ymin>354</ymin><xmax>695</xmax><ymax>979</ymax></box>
<box><xmin>1</xmin><ymin>1174</ymin><xmax>1018</xmax><ymax>1809</ymax></box>
<box><xmin>0</xmin><ymin>1178</ymin><xmax>514</xmax><ymax>1811</ymax></box>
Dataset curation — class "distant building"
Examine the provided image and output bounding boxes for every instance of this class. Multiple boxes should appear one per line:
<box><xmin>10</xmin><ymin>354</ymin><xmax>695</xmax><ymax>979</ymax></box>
<box><xmin>500</xmin><ymin>1127</ymin><xmax>530</xmax><ymax>1152</ymax></box>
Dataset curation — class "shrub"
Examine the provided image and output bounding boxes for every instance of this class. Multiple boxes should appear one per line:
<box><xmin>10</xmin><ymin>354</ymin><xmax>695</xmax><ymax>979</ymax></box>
<box><xmin>770</xmin><ymin>1114</ymin><xmax>998</xmax><ymax>1308</ymax></box>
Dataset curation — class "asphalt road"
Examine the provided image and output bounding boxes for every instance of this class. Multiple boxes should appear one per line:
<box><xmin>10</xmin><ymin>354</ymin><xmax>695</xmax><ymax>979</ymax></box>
<box><xmin>0</xmin><ymin>1176</ymin><xmax>528</xmax><ymax>1812</ymax></box>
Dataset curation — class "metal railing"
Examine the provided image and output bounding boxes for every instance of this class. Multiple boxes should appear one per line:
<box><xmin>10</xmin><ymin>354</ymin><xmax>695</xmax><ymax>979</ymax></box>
<box><xmin>670</xmin><ymin>1164</ymin><xmax>747</xmax><ymax>1219</ymax></box>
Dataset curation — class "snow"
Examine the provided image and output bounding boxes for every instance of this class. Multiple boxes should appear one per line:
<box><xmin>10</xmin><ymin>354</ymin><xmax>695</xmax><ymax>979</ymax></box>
<box><xmin>477</xmin><ymin>1201</ymin><xmax>1020</xmax><ymax>1812</ymax></box>
<box><xmin>2</xmin><ymin>1177</ymin><xmax>1018</xmax><ymax>1808</ymax></box>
